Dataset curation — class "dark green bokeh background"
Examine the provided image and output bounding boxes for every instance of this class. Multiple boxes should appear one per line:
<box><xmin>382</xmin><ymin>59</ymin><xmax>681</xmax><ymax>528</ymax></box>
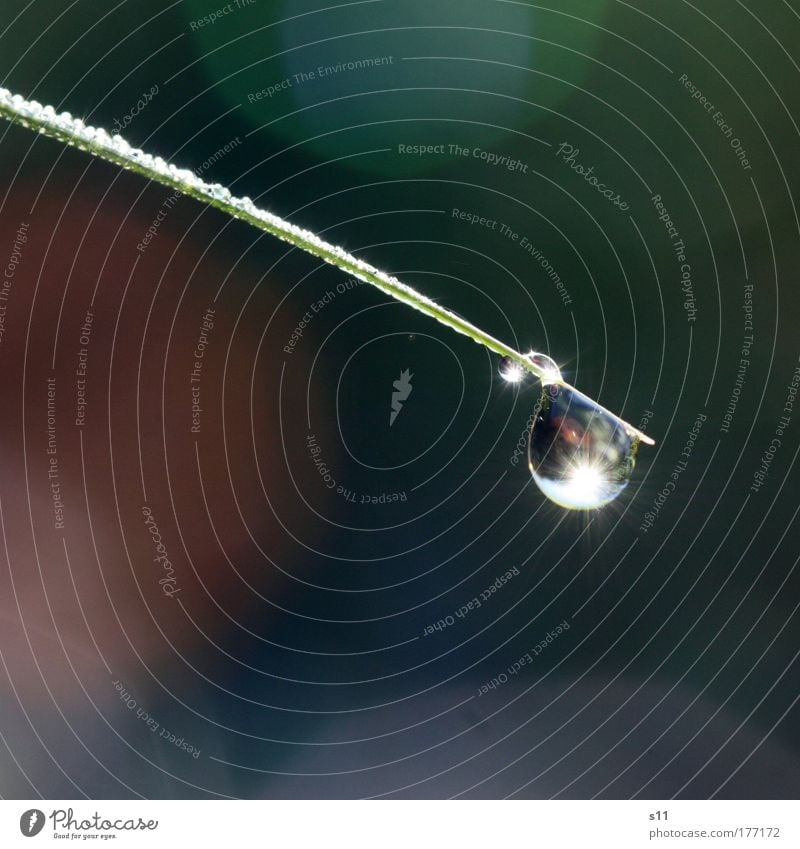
<box><xmin>0</xmin><ymin>0</ymin><xmax>798</xmax><ymax>798</ymax></box>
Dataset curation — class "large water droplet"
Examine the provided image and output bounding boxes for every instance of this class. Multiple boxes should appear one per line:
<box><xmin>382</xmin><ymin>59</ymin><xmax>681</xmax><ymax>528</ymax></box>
<box><xmin>528</xmin><ymin>383</ymin><xmax>639</xmax><ymax>510</ymax></box>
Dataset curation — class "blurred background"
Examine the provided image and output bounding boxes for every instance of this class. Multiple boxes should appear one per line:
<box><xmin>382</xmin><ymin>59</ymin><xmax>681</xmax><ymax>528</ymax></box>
<box><xmin>0</xmin><ymin>0</ymin><xmax>798</xmax><ymax>798</ymax></box>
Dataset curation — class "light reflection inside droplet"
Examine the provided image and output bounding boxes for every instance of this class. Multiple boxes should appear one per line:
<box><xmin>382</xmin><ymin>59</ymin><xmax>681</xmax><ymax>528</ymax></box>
<box><xmin>499</xmin><ymin>357</ymin><xmax>526</xmax><ymax>383</ymax></box>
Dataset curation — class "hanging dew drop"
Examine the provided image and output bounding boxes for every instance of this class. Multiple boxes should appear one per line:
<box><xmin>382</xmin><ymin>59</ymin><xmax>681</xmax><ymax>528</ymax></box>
<box><xmin>499</xmin><ymin>351</ymin><xmax>640</xmax><ymax>509</ymax></box>
<box><xmin>528</xmin><ymin>383</ymin><xmax>640</xmax><ymax>510</ymax></box>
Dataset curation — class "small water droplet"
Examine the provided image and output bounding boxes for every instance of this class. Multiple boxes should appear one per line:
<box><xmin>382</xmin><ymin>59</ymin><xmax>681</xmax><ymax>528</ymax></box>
<box><xmin>499</xmin><ymin>356</ymin><xmax>527</xmax><ymax>383</ymax></box>
<box><xmin>528</xmin><ymin>383</ymin><xmax>639</xmax><ymax>509</ymax></box>
<box><xmin>526</xmin><ymin>352</ymin><xmax>561</xmax><ymax>384</ymax></box>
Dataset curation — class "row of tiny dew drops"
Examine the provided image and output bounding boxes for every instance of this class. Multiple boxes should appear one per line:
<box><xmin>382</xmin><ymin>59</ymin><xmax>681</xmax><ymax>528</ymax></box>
<box><xmin>0</xmin><ymin>86</ymin><xmax>653</xmax><ymax>510</ymax></box>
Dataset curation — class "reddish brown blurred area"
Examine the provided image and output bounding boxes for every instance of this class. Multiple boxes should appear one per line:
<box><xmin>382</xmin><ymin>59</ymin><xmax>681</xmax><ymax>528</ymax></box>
<box><xmin>0</xmin><ymin>146</ymin><xmax>310</xmax><ymax>707</ymax></box>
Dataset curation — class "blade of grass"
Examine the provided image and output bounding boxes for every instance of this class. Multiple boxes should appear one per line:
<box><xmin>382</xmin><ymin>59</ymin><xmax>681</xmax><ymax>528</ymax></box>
<box><xmin>0</xmin><ymin>86</ymin><xmax>653</xmax><ymax>445</ymax></box>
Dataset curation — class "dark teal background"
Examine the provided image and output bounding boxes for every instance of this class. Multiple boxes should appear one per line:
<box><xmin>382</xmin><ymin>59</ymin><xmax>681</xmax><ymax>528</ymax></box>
<box><xmin>0</xmin><ymin>0</ymin><xmax>798</xmax><ymax>799</ymax></box>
